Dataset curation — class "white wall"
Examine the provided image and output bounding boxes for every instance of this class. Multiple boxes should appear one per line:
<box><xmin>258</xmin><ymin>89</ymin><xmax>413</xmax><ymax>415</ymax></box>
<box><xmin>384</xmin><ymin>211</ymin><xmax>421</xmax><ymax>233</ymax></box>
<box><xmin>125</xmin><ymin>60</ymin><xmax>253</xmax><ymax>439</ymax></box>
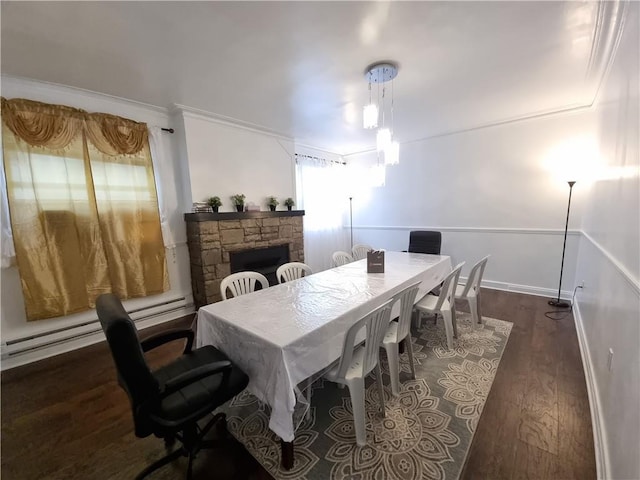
<box><xmin>574</xmin><ymin>3</ymin><xmax>640</xmax><ymax>478</ymax></box>
<box><xmin>345</xmin><ymin>109</ymin><xmax>596</xmax><ymax>297</ymax></box>
<box><xmin>0</xmin><ymin>76</ymin><xmax>194</xmax><ymax>368</ymax></box>
<box><xmin>180</xmin><ymin>108</ymin><xmax>296</xmax><ymax>209</ymax></box>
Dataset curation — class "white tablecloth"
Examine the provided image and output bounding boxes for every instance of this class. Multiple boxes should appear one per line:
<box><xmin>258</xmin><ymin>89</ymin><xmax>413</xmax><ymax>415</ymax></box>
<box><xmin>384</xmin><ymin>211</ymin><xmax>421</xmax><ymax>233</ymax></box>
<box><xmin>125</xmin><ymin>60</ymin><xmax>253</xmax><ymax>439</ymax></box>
<box><xmin>196</xmin><ymin>251</ymin><xmax>452</xmax><ymax>441</ymax></box>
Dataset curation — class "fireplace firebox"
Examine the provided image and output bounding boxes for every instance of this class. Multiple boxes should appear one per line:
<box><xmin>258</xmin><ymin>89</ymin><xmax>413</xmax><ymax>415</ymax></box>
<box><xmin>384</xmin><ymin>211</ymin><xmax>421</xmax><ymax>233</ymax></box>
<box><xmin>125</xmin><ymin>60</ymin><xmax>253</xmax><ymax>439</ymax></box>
<box><xmin>230</xmin><ymin>244</ymin><xmax>290</xmax><ymax>287</ymax></box>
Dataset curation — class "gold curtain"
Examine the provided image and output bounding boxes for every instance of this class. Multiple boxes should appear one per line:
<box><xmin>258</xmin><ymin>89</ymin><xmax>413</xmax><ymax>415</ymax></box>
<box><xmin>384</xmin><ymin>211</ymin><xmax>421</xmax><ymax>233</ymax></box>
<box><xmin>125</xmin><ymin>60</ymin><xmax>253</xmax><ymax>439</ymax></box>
<box><xmin>1</xmin><ymin>97</ymin><xmax>168</xmax><ymax>321</ymax></box>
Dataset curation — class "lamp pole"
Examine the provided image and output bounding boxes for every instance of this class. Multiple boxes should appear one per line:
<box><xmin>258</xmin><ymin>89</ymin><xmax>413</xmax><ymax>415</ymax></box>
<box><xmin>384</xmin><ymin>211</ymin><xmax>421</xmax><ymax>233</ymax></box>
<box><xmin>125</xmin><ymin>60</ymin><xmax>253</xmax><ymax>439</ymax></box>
<box><xmin>549</xmin><ymin>181</ymin><xmax>576</xmax><ymax>308</ymax></box>
<box><xmin>349</xmin><ymin>197</ymin><xmax>353</xmax><ymax>250</ymax></box>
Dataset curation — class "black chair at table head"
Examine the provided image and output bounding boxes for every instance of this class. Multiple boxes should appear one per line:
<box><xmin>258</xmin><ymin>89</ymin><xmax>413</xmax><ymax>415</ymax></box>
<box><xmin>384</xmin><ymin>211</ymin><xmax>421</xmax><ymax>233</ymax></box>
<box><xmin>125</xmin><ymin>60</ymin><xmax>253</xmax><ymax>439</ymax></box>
<box><xmin>408</xmin><ymin>230</ymin><xmax>442</xmax><ymax>255</ymax></box>
<box><xmin>96</xmin><ymin>293</ymin><xmax>249</xmax><ymax>480</ymax></box>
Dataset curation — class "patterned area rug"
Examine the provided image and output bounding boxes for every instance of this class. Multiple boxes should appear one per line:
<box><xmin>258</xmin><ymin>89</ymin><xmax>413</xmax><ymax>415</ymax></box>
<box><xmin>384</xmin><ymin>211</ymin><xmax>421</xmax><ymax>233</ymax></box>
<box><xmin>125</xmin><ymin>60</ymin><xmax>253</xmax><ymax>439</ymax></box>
<box><xmin>222</xmin><ymin>312</ymin><xmax>512</xmax><ymax>480</ymax></box>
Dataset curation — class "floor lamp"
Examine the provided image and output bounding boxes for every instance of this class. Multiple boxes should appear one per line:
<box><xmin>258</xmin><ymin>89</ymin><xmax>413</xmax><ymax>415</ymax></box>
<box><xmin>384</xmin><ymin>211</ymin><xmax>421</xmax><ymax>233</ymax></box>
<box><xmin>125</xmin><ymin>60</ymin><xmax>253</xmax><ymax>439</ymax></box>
<box><xmin>549</xmin><ymin>180</ymin><xmax>576</xmax><ymax>308</ymax></box>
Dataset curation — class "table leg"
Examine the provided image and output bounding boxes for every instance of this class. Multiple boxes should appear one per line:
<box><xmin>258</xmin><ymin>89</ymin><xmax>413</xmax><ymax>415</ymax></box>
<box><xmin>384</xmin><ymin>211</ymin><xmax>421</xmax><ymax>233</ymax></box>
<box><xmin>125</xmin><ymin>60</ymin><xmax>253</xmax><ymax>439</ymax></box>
<box><xmin>280</xmin><ymin>440</ymin><xmax>294</xmax><ymax>470</ymax></box>
<box><xmin>399</xmin><ymin>339</ymin><xmax>405</xmax><ymax>355</ymax></box>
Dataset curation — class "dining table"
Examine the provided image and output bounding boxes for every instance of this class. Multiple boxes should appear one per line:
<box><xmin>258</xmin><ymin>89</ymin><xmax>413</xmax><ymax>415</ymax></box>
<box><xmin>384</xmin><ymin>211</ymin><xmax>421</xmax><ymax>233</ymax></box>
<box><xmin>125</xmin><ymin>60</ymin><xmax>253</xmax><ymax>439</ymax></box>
<box><xmin>195</xmin><ymin>251</ymin><xmax>452</xmax><ymax>469</ymax></box>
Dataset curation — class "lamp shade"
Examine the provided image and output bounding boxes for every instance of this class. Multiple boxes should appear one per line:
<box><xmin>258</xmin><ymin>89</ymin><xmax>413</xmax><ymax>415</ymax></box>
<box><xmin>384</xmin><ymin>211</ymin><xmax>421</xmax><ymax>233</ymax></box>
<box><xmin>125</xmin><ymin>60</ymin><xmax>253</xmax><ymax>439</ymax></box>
<box><xmin>363</xmin><ymin>104</ymin><xmax>378</xmax><ymax>129</ymax></box>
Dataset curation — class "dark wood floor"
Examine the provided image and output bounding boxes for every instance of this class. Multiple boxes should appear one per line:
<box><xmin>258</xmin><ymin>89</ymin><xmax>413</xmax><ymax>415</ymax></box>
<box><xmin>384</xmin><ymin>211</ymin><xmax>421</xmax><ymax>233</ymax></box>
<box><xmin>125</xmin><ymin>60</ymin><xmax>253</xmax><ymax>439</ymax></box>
<box><xmin>1</xmin><ymin>289</ymin><xmax>596</xmax><ymax>479</ymax></box>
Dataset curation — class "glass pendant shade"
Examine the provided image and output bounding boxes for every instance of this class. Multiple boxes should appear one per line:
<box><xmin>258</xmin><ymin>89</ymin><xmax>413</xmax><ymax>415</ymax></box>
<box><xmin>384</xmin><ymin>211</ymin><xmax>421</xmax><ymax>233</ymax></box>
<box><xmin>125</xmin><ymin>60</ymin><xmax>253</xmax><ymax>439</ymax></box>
<box><xmin>384</xmin><ymin>141</ymin><xmax>400</xmax><ymax>165</ymax></box>
<box><xmin>363</xmin><ymin>104</ymin><xmax>378</xmax><ymax>129</ymax></box>
<box><xmin>376</xmin><ymin>128</ymin><xmax>391</xmax><ymax>152</ymax></box>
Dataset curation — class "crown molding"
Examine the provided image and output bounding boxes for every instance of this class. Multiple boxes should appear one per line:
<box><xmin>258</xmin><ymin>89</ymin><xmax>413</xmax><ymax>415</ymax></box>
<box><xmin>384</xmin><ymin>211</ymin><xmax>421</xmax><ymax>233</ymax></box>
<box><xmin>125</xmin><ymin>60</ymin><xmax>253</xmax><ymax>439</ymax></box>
<box><xmin>586</xmin><ymin>0</ymin><xmax>629</xmax><ymax>105</ymax></box>
<box><xmin>172</xmin><ymin>103</ymin><xmax>294</xmax><ymax>142</ymax></box>
<box><xmin>293</xmin><ymin>142</ymin><xmax>344</xmax><ymax>159</ymax></box>
<box><xmin>343</xmin><ymin>101</ymin><xmax>593</xmax><ymax>158</ymax></box>
<box><xmin>1</xmin><ymin>75</ymin><xmax>170</xmax><ymax>117</ymax></box>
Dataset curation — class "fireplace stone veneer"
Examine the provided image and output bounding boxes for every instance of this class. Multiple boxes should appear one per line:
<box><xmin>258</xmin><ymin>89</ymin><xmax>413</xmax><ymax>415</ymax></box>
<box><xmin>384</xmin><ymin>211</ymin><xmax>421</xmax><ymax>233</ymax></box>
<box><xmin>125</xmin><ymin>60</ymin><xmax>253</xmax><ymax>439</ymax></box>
<box><xmin>185</xmin><ymin>210</ymin><xmax>305</xmax><ymax>306</ymax></box>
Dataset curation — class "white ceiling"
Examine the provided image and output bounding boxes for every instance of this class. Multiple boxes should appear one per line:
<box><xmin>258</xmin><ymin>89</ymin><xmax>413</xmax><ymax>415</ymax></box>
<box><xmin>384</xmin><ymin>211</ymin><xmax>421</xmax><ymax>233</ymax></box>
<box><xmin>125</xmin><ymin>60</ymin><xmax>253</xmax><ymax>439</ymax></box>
<box><xmin>0</xmin><ymin>1</ymin><xmax>614</xmax><ymax>155</ymax></box>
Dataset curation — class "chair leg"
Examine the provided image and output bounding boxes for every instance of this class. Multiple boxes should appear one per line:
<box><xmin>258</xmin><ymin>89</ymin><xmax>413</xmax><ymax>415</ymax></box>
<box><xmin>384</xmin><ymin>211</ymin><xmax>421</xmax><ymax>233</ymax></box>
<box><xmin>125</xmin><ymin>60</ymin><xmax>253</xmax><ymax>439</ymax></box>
<box><xmin>405</xmin><ymin>335</ymin><xmax>416</xmax><ymax>380</ymax></box>
<box><xmin>374</xmin><ymin>363</ymin><xmax>386</xmax><ymax>417</ymax></box>
<box><xmin>476</xmin><ymin>290</ymin><xmax>483</xmax><ymax>324</ymax></box>
<box><xmin>468</xmin><ymin>296</ymin><xmax>479</xmax><ymax>327</ymax></box>
<box><xmin>413</xmin><ymin>309</ymin><xmax>421</xmax><ymax>329</ymax></box>
<box><xmin>346</xmin><ymin>377</ymin><xmax>367</xmax><ymax>446</ymax></box>
<box><xmin>451</xmin><ymin>307</ymin><xmax>458</xmax><ymax>338</ymax></box>
<box><xmin>164</xmin><ymin>435</ymin><xmax>176</xmax><ymax>451</ymax></box>
<box><xmin>187</xmin><ymin>452</ymin><xmax>194</xmax><ymax>480</ymax></box>
<box><xmin>442</xmin><ymin>310</ymin><xmax>454</xmax><ymax>350</ymax></box>
<box><xmin>306</xmin><ymin>377</ymin><xmax>313</xmax><ymax>421</ymax></box>
<box><xmin>384</xmin><ymin>343</ymin><xmax>401</xmax><ymax>396</ymax></box>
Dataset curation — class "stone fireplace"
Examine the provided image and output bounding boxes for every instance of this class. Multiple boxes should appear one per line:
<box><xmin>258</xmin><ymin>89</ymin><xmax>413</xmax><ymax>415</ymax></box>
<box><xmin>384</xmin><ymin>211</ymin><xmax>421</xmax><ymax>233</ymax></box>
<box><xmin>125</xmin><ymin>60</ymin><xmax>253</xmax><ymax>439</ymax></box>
<box><xmin>185</xmin><ymin>210</ymin><xmax>304</xmax><ymax>306</ymax></box>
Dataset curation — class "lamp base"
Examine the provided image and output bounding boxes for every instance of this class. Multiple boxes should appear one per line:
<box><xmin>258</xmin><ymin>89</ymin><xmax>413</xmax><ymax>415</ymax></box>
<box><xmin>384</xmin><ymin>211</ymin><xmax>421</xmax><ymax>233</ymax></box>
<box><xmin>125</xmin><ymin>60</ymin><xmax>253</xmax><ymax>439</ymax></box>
<box><xmin>548</xmin><ymin>299</ymin><xmax>571</xmax><ymax>309</ymax></box>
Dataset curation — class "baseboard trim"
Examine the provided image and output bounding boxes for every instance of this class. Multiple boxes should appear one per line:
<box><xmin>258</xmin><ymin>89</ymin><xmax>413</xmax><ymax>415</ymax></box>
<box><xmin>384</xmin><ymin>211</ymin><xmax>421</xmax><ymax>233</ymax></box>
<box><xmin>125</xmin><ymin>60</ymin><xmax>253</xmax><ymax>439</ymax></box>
<box><xmin>572</xmin><ymin>301</ymin><xmax>609</xmax><ymax>479</ymax></box>
<box><xmin>480</xmin><ymin>279</ymin><xmax>572</xmax><ymax>301</ymax></box>
<box><xmin>0</xmin><ymin>304</ymin><xmax>196</xmax><ymax>371</ymax></box>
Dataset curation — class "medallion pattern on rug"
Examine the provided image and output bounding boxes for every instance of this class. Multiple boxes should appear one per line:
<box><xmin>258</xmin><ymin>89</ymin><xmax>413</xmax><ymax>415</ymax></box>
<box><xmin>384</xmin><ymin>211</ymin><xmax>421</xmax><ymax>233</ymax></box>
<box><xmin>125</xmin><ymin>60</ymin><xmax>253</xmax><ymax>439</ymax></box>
<box><xmin>222</xmin><ymin>312</ymin><xmax>512</xmax><ymax>480</ymax></box>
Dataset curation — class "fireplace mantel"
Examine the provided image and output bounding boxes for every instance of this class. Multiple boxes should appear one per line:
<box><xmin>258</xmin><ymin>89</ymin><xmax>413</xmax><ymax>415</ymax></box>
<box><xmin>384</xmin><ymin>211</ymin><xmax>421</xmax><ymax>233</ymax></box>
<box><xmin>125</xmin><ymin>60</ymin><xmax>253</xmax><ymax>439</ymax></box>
<box><xmin>185</xmin><ymin>210</ymin><xmax>305</xmax><ymax>222</ymax></box>
<box><xmin>185</xmin><ymin>210</ymin><xmax>305</xmax><ymax>306</ymax></box>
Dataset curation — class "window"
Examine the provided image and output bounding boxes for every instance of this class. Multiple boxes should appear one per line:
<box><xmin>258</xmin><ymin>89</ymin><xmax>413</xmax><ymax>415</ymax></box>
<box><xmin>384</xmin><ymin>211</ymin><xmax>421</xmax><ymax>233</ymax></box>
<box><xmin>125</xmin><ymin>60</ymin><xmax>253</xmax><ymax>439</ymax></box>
<box><xmin>1</xmin><ymin>97</ymin><xmax>167</xmax><ymax>321</ymax></box>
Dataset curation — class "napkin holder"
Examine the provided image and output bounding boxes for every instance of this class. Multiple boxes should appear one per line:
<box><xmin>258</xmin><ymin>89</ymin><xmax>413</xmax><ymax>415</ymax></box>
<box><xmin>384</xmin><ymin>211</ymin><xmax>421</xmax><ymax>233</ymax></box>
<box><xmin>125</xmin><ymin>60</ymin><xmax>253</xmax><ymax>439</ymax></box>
<box><xmin>367</xmin><ymin>250</ymin><xmax>385</xmax><ymax>273</ymax></box>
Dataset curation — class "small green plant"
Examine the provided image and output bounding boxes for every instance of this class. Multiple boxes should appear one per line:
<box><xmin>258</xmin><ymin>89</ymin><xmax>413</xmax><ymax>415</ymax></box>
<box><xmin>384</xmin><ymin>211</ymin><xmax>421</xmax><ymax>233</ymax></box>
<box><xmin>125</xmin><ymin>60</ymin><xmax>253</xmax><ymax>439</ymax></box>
<box><xmin>267</xmin><ymin>196</ymin><xmax>279</xmax><ymax>207</ymax></box>
<box><xmin>206</xmin><ymin>196</ymin><xmax>222</xmax><ymax>208</ymax></box>
<box><xmin>231</xmin><ymin>194</ymin><xmax>246</xmax><ymax>206</ymax></box>
<box><xmin>284</xmin><ymin>197</ymin><xmax>295</xmax><ymax>207</ymax></box>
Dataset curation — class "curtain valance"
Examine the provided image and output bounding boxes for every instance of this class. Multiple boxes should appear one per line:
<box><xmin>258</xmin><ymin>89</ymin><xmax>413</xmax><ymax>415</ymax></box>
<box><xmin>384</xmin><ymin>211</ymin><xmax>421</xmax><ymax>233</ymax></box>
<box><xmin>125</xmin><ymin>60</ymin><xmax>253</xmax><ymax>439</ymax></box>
<box><xmin>1</xmin><ymin>97</ymin><xmax>149</xmax><ymax>155</ymax></box>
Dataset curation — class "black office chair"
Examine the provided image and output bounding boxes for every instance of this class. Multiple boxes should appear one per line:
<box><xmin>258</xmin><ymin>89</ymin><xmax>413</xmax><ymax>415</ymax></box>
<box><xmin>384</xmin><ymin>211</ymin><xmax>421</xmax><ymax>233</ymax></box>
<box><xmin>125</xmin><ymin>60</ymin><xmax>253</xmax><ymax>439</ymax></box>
<box><xmin>408</xmin><ymin>230</ymin><xmax>442</xmax><ymax>255</ymax></box>
<box><xmin>97</xmin><ymin>293</ymin><xmax>249</xmax><ymax>480</ymax></box>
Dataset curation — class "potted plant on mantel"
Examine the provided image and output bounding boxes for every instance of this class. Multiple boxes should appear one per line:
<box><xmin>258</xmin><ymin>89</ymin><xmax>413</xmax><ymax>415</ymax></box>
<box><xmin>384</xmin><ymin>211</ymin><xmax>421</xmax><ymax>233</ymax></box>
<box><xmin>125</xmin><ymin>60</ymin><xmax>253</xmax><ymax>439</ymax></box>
<box><xmin>206</xmin><ymin>196</ymin><xmax>222</xmax><ymax>213</ymax></box>
<box><xmin>267</xmin><ymin>196</ymin><xmax>279</xmax><ymax>211</ymax></box>
<box><xmin>284</xmin><ymin>197</ymin><xmax>295</xmax><ymax>211</ymax></box>
<box><xmin>231</xmin><ymin>194</ymin><xmax>246</xmax><ymax>212</ymax></box>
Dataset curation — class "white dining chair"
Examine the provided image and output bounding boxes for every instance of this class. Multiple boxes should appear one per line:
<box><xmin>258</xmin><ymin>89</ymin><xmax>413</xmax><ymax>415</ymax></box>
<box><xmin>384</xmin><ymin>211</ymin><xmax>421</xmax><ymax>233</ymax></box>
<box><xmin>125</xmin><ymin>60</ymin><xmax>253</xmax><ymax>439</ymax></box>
<box><xmin>455</xmin><ymin>255</ymin><xmax>490</xmax><ymax>326</ymax></box>
<box><xmin>381</xmin><ymin>281</ymin><xmax>421</xmax><ymax>396</ymax></box>
<box><xmin>276</xmin><ymin>262</ymin><xmax>312</xmax><ymax>284</ymax></box>
<box><xmin>324</xmin><ymin>299</ymin><xmax>393</xmax><ymax>446</ymax></box>
<box><xmin>351</xmin><ymin>244</ymin><xmax>373</xmax><ymax>261</ymax></box>
<box><xmin>413</xmin><ymin>262</ymin><xmax>464</xmax><ymax>350</ymax></box>
<box><xmin>220</xmin><ymin>271</ymin><xmax>269</xmax><ymax>300</ymax></box>
<box><xmin>332</xmin><ymin>251</ymin><xmax>354</xmax><ymax>267</ymax></box>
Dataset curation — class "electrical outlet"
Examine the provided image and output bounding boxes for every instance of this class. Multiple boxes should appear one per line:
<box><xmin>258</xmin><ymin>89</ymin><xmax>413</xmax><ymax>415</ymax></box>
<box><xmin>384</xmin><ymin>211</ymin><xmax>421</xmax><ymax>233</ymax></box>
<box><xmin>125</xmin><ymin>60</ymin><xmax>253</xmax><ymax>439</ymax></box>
<box><xmin>607</xmin><ymin>348</ymin><xmax>614</xmax><ymax>371</ymax></box>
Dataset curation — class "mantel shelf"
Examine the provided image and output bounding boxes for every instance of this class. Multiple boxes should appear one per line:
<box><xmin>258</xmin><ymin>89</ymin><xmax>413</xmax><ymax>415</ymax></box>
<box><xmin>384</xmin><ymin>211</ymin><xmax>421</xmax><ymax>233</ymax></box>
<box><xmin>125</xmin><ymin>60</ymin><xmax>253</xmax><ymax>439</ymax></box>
<box><xmin>184</xmin><ymin>210</ymin><xmax>305</xmax><ymax>222</ymax></box>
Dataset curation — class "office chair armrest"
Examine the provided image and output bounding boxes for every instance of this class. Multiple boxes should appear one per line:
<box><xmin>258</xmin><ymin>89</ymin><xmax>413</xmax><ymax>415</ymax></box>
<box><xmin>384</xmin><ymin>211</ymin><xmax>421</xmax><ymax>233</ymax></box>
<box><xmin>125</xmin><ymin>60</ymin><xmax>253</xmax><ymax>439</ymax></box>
<box><xmin>140</xmin><ymin>328</ymin><xmax>195</xmax><ymax>353</ymax></box>
<box><xmin>160</xmin><ymin>361</ymin><xmax>232</xmax><ymax>397</ymax></box>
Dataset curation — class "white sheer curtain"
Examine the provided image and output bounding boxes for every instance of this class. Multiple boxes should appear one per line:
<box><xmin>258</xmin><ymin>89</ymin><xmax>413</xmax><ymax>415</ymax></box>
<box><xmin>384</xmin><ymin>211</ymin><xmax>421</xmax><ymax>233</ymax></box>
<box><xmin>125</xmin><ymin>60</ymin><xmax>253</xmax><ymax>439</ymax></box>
<box><xmin>148</xmin><ymin>126</ymin><xmax>173</xmax><ymax>247</ymax></box>
<box><xmin>296</xmin><ymin>154</ymin><xmax>349</xmax><ymax>272</ymax></box>
<box><xmin>1</xmin><ymin>147</ymin><xmax>16</xmax><ymax>268</ymax></box>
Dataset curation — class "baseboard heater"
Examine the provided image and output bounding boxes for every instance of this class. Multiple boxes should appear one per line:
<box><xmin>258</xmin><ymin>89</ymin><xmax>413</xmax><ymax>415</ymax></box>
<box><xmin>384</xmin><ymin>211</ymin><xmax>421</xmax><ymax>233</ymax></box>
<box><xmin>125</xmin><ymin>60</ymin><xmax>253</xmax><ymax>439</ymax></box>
<box><xmin>3</xmin><ymin>296</ymin><xmax>193</xmax><ymax>359</ymax></box>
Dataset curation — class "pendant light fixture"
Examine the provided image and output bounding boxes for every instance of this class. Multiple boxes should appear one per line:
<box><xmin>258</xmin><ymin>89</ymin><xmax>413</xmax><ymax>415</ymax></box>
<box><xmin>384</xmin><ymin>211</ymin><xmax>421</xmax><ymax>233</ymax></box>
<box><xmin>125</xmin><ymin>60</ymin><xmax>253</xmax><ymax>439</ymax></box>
<box><xmin>363</xmin><ymin>62</ymin><xmax>400</xmax><ymax>166</ymax></box>
<box><xmin>363</xmin><ymin>76</ymin><xmax>378</xmax><ymax>129</ymax></box>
